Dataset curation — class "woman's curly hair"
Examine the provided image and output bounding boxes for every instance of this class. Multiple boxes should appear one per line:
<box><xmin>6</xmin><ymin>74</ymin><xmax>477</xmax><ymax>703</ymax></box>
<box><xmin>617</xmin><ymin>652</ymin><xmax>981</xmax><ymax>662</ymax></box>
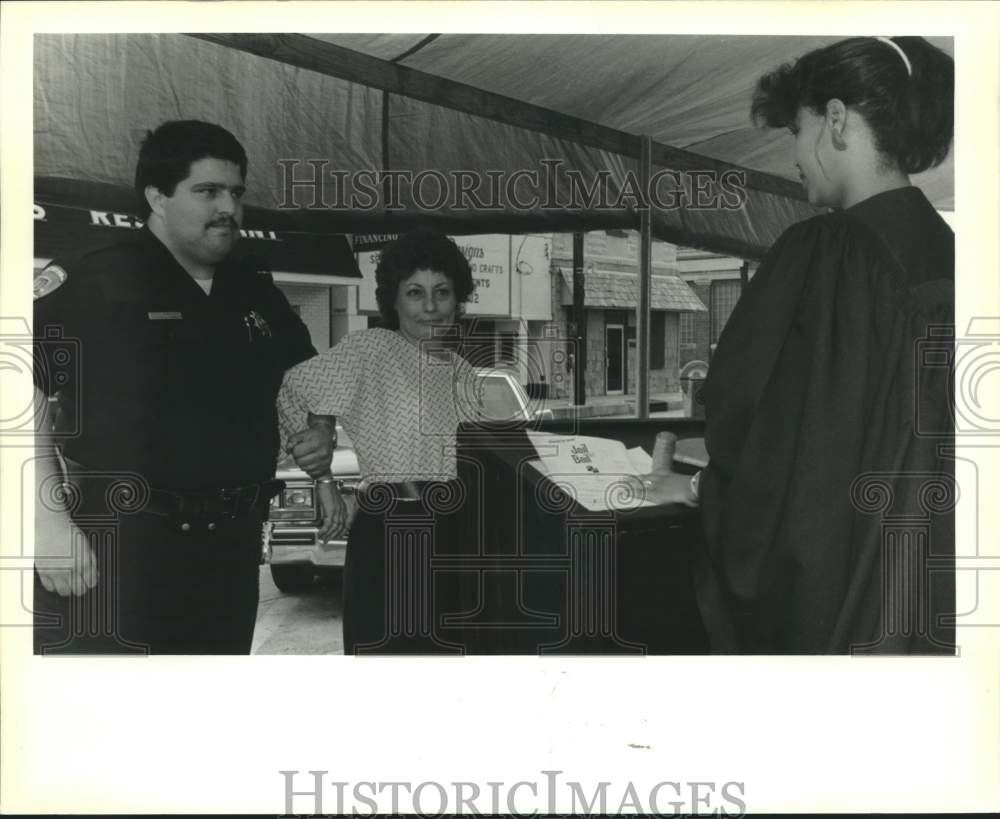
<box><xmin>374</xmin><ymin>227</ymin><xmax>475</xmax><ymax>329</ymax></box>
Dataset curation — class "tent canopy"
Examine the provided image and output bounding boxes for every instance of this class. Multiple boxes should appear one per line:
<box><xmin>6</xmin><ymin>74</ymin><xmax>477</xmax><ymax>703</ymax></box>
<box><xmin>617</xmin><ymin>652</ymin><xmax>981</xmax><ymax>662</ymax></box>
<box><xmin>34</xmin><ymin>33</ymin><xmax>953</xmax><ymax>261</ymax></box>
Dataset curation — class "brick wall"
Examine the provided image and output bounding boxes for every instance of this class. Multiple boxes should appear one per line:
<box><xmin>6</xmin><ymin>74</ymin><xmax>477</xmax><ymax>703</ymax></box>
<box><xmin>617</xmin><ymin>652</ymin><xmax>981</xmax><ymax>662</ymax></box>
<box><xmin>659</xmin><ymin>312</ymin><xmax>681</xmax><ymax>391</ymax></box>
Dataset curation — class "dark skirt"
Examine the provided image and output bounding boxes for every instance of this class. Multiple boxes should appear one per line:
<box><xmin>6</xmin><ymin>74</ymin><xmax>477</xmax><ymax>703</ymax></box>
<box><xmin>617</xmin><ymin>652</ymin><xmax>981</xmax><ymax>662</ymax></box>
<box><xmin>342</xmin><ymin>481</ymin><xmax>466</xmax><ymax>655</ymax></box>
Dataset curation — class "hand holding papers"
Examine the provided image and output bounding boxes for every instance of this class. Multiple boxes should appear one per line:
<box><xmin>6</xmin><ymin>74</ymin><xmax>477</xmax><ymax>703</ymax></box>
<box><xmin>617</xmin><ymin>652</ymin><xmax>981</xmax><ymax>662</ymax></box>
<box><xmin>526</xmin><ymin>430</ymin><xmax>700</xmax><ymax>512</ymax></box>
<box><xmin>524</xmin><ymin>431</ymin><xmax>645</xmax><ymax>512</ymax></box>
<box><xmin>637</xmin><ymin>431</ymin><xmax>700</xmax><ymax>508</ymax></box>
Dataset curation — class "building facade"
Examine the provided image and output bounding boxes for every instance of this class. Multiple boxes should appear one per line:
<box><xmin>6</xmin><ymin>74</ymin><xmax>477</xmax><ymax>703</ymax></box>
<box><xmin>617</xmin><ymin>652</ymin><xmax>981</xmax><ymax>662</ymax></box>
<box><xmin>547</xmin><ymin>231</ymin><xmax>708</xmax><ymax>400</ymax></box>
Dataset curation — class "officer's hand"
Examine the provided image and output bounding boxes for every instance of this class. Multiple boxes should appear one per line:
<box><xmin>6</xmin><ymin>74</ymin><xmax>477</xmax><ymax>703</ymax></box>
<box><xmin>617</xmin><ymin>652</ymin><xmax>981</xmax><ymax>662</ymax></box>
<box><xmin>316</xmin><ymin>481</ymin><xmax>350</xmax><ymax>541</ymax></box>
<box><xmin>286</xmin><ymin>426</ymin><xmax>334</xmax><ymax>478</ymax></box>
<box><xmin>637</xmin><ymin>432</ymin><xmax>699</xmax><ymax>508</ymax></box>
<box><xmin>35</xmin><ymin>513</ymin><xmax>98</xmax><ymax>597</ymax></box>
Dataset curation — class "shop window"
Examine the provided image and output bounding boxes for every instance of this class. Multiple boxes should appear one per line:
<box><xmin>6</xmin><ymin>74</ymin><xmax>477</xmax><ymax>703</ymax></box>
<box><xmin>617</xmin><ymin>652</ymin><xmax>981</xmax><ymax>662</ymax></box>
<box><xmin>678</xmin><ymin>312</ymin><xmax>697</xmax><ymax>346</ymax></box>
<box><xmin>497</xmin><ymin>331</ymin><xmax>518</xmax><ymax>365</ymax></box>
<box><xmin>710</xmin><ymin>280</ymin><xmax>741</xmax><ymax>344</ymax></box>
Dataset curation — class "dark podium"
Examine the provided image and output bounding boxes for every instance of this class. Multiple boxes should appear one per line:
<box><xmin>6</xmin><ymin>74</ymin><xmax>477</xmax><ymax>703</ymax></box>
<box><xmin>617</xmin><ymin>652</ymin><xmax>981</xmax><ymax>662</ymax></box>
<box><xmin>423</xmin><ymin>418</ymin><xmax>710</xmax><ymax>654</ymax></box>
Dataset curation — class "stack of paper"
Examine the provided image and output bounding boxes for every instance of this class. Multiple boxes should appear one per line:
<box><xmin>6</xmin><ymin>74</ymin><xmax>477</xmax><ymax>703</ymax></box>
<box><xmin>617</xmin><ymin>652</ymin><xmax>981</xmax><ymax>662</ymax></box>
<box><xmin>525</xmin><ymin>431</ymin><xmax>656</xmax><ymax>512</ymax></box>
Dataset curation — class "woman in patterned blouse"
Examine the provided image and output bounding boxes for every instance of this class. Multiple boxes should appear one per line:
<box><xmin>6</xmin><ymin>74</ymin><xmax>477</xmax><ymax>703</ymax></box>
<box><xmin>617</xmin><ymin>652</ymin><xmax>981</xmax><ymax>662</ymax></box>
<box><xmin>278</xmin><ymin>227</ymin><xmax>478</xmax><ymax>654</ymax></box>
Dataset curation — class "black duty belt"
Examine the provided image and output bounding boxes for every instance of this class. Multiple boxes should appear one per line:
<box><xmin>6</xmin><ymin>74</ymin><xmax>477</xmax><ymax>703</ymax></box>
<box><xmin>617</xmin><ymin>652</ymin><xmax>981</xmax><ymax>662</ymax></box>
<box><xmin>59</xmin><ymin>456</ymin><xmax>284</xmax><ymax>530</ymax></box>
<box><xmin>144</xmin><ymin>480</ymin><xmax>285</xmax><ymax>529</ymax></box>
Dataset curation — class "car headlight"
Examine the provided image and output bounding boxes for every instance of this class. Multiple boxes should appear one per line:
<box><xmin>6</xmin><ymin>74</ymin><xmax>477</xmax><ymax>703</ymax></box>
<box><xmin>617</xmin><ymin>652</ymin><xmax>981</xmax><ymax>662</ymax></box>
<box><xmin>281</xmin><ymin>486</ymin><xmax>315</xmax><ymax>510</ymax></box>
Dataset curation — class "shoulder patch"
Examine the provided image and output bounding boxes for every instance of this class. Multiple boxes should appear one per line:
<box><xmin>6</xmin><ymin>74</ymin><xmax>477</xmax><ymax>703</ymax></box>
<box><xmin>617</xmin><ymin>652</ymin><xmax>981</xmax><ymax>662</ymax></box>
<box><xmin>33</xmin><ymin>265</ymin><xmax>68</xmax><ymax>300</ymax></box>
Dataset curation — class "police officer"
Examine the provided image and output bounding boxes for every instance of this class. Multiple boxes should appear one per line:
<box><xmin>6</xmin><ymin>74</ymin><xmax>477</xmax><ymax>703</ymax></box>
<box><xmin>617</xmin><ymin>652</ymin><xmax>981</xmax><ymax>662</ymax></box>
<box><xmin>33</xmin><ymin>120</ymin><xmax>335</xmax><ymax>654</ymax></box>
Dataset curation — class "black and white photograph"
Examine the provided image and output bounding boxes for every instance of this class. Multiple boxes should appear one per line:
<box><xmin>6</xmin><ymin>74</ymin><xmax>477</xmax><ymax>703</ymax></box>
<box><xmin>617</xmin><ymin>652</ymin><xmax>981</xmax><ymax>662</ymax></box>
<box><xmin>2</xmin><ymin>1</ymin><xmax>998</xmax><ymax>815</ymax></box>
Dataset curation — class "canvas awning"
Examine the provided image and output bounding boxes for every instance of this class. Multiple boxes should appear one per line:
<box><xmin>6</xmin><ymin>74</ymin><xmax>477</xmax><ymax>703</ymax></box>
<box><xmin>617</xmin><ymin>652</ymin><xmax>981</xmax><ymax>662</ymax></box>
<box><xmin>560</xmin><ymin>269</ymin><xmax>707</xmax><ymax>312</ymax></box>
<box><xmin>33</xmin><ymin>188</ymin><xmax>361</xmax><ymax>278</ymax></box>
<box><xmin>33</xmin><ymin>33</ymin><xmax>954</xmax><ymax>264</ymax></box>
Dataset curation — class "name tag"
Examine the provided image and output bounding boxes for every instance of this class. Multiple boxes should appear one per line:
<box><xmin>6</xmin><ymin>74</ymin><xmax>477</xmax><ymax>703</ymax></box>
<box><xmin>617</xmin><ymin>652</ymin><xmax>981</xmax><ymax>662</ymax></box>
<box><xmin>148</xmin><ymin>311</ymin><xmax>183</xmax><ymax>320</ymax></box>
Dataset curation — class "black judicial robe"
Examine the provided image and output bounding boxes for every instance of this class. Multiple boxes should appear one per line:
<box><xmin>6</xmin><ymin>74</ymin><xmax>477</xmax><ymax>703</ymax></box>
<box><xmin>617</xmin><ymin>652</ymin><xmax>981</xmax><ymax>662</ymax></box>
<box><xmin>697</xmin><ymin>186</ymin><xmax>955</xmax><ymax>654</ymax></box>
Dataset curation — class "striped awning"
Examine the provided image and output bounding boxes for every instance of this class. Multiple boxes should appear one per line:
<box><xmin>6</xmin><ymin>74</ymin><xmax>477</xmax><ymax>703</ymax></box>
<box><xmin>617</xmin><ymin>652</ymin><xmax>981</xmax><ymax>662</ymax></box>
<box><xmin>560</xmin><ymin>269</ymin><xmax>707</xmax><ymax>312</ymax></box>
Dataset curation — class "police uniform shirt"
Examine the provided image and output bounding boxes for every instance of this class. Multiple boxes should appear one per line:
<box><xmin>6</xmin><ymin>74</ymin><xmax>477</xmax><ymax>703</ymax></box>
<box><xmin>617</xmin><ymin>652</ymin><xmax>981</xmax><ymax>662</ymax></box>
<box><xmin>34</xmin><ymin>227</ymin><xmax>316</xmax><ymax>490</ymax></box>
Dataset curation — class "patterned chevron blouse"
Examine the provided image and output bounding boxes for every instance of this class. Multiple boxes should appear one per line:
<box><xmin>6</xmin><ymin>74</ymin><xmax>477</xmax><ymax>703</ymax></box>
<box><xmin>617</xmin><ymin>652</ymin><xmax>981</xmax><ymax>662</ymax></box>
<box><xmin>278</xmin><ymin>328</ymin><xmax>479</xmax><ymax>484</ymax></box>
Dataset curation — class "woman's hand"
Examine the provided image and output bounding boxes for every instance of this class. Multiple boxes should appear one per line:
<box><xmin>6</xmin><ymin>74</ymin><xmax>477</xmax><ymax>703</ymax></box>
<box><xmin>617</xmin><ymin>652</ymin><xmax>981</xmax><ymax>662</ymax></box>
<box><xmin>637</xmin><ymin>431</ymin><xmax>700</xmax><ymax>508</ymax></box>
<box><xmin>316</xmin><ymin>480</ymin><xmax>351</xmax><ymax>541</ymax></box>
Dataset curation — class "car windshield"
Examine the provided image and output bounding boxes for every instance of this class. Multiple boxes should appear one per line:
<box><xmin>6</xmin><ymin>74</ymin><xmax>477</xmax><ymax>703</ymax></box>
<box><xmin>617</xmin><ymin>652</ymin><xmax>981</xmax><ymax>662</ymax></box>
<box><xmin>479</xmin><ymin>375</ymin><xmax>524</xmax><ymax>422</ymax></box>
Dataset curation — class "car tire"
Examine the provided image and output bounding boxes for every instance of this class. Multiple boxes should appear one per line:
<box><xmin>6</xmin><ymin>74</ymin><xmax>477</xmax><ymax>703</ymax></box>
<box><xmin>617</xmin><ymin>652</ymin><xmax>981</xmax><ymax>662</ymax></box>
<box><xmin>270</xmin><ymin>564</ymin><xmax>316</xmax><ymax>593</ymax></box>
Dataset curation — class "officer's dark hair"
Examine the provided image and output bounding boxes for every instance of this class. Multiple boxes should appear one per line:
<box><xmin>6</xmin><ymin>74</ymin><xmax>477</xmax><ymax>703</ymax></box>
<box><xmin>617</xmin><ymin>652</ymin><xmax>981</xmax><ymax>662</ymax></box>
<box><xmin>751</xmin><ymin>37</ymin><xmax>953</xmax><ymax>174</ymax></box>
<box><xmin>374</xmin><ymin>227</ymin><xmax>475</xmax><ymax>330</ymax></box>
<box><xmin>134</xmin><ymin>120</ymin><xmax>248</xmax><ymax>218</ymax></box>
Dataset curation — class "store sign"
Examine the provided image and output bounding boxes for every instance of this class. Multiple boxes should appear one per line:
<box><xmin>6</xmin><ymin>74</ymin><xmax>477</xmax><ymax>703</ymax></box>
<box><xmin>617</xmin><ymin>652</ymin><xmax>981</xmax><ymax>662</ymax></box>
<box><xmin>357</xmin><ymin>234</ymin><xmax>512</xmax><ymax>317</ymax></box>
<box><xmin>456</xmin><ymin>235</ymin><xmax>510</xmax><ymax>316</ymax></box>
<box><xmin>352</xmin><ymin>233</ymin><xmax>399</xmax><ymax>253</ymax></box>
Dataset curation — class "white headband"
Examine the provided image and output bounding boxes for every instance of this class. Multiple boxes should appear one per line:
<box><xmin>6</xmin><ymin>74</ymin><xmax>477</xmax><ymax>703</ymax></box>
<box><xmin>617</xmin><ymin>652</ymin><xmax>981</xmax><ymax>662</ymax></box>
<box><xmin>875</xmin><ymin>37</ymin><xmax>913</xmax><ymax>76</ymax></box>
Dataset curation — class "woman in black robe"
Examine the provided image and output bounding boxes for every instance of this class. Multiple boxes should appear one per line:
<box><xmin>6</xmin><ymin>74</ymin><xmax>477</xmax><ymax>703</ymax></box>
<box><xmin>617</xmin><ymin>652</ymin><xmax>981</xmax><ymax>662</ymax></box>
<box><xmin>652</xmin><ymin>37</ymin><xmax>955</xmax><ymax>653</ymax></box>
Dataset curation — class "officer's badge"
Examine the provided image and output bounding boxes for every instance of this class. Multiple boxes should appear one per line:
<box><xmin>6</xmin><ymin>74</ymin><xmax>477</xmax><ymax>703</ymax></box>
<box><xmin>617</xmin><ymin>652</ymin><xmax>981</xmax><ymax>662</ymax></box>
<box><xmin>244</xmin><ymin>309</ymin><xmax>272</xmax><ymax>340</ymax></box>
<box><xmin>33</xmin><ymin>265</ymin><xmax>68</xmax><ymax>300</ymax></box>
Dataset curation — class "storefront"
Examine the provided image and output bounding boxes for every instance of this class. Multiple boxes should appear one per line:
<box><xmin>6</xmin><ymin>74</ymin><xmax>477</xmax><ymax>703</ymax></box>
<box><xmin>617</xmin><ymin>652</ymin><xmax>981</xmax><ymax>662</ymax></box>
<box><xmin>553</xmin><ymin>268</ymin><xmax>707</xmax><ymax>399</ymax></box>
<box><xmin>549</xmin><ymin>231</ymin><xmax>707</xmax><ymax>400</ymax></box>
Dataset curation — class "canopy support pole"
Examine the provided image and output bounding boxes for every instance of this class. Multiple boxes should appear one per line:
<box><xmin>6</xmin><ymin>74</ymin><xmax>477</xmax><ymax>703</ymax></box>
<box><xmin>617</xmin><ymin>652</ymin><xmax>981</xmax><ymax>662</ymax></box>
<box><xmin>637</xmin><ymin>136</ymin><xmax>653</xmax><ymax>420</ymax></box>
<box><xmin>572</xmin><ymin>232</ymin><xmax>587</xmax><ymax>406</ymax></box>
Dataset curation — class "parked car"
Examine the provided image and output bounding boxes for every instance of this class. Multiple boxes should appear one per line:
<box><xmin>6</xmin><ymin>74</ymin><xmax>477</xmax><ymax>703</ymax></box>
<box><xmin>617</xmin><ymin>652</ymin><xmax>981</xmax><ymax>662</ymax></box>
<box><xmin>263</xmin><ymin>367</ymin><xmax>551</xmax><ymax>593</ymax></box>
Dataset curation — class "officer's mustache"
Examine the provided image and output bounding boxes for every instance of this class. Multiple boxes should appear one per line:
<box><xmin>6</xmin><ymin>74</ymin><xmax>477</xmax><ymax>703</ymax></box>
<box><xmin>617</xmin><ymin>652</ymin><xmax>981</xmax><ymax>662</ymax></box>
<box><xmin>206</xmin><ymin>217</ymin><xmax>239</xmax><ymax>230</ymax></box>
